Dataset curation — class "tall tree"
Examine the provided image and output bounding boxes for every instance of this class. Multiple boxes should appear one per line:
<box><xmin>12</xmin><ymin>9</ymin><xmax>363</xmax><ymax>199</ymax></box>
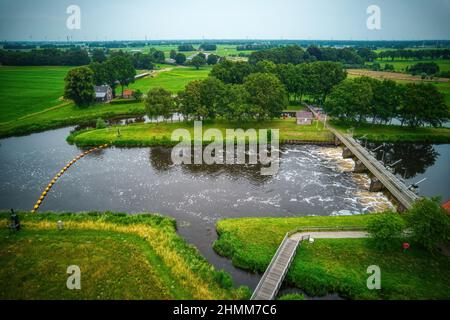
<box><xmin>145</xmin><ymin>88</ymin><xmax>174</xmax><ymax>123</ymax></box>
<box><xmin>324</xmin><ymin>79</ymin><xmax>373</xmax><ymax>122</ymax></box>
<box><xmin>175</xmin><ymin>53</ymin><xmax>187</xmax><ymax>65</ymax></box>
<box><xmin>109</xmin><ymin>55</ymin><xmax>136</xmax><ymax>98</ymax></box>
<box><xmin>92</xmin><ymin>49</ymin><xmax>107</xmax><ymax>63</ymax></box>
<box><xmin>244</xmin><ymin>73</ymin><xmax>288</xmax><ymax>120</ymax></box>
<box><xmin>64</xmin><ymin>67</ymin><xmax>95</xmax><ymax>107</ymax></box>
<box><xmin>400</xmin><ymin>83</ymin><xmax>448</xmax><ymax>127</ymax></box>
<box><xmin>191</xmin><ymin>54</ymin><xmax>206</xmax><ymax>70</ymax></box>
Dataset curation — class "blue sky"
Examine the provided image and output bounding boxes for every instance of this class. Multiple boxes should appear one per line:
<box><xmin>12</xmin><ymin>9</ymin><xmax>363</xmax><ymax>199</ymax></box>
<box><xmin>0</xmin><ymin>0</ymin><xmax>449</xmax><ymax>41</ymax></box>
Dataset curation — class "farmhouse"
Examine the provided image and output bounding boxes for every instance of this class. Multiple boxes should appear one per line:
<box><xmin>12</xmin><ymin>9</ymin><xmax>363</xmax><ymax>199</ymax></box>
<box><xmin>94</xmin><ymin>85</ymin><xmax>113</xmax><ymax>103</ymax></box>
<box><xmin>296</xmin><ymin>111</ymin><xmax>313</xmax><ymax>125</ymax></box>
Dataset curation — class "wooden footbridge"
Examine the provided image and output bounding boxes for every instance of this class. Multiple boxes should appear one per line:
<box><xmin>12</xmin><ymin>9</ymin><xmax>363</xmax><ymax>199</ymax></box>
<box><xmin>251</xmin><ymin>228</ymin><xmax>368</xmax><ymax>300</ymax></box>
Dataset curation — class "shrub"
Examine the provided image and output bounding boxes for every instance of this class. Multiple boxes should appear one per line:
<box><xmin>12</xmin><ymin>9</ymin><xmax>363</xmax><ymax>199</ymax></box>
<box><xmin>367</xmin><ymin>211</ymin><xmax>405</xmax><ymax>250</ymax></box>
<box><xmin>213</xmin><ymin>270</ymin><xmax>233</xmax><ymax>289</ymax></box>
<box><xmin>278</xmin><ymin>293</ymin><xmax>305</xmax><ymax>300</ymax></box>
<box><xmin>96</xmin><ymin>118</ymin><xmax>107</xmax><ymax>129</ymax></box>
<box><xmin>406</xmin><ymin>198</ymin><xmax>450</xmax><ymax>253</ymax></box>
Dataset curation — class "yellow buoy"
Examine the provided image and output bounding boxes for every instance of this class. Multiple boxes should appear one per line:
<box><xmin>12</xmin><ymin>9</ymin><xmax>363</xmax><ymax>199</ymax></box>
<box><xmin>34</xmin><ymin>205</ymin><xmax>39</xmax><ymax>210</ymax></box>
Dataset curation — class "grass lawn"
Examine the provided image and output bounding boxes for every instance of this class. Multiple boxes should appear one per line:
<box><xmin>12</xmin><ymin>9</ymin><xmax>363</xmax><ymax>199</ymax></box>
<box><xmin>66</xmin><ymin>119</ymin><xmax>334</xmax><ymax>147</ymax></box>
<box><xmin>332</xmin><ymin>121</ymin><xmax>450</xmax><ymax>143</ymax></box>
<box><xmin>0</xmin><ymin>212</ymin><xmax>249</xmax><ymax>300</ymax></box>
<box><xmin>213</xmin><ymin>215</ymin><xmax>450</xmax><ymax>300</ymax></box>
<box><xmin>119</xmin><ymin>66</ymin><xmax>212</xmax><ymax>94</ymax></box>
<box><xmin>0</xmin><ymin>66</ymin><xmax>73</xmax><ymax>123</ymax></box>
<box><xmin>0</xmin><ymin>101</ymin><xmax>146</xmax><ymax>138</ymax></box>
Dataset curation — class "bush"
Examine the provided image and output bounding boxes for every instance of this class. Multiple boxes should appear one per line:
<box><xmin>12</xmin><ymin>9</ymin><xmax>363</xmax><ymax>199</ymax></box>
<box><xmin>213</xmin><ymin>270</ymin><xmax>233</xmax><ymax>289</ymax></box>
<box><xmin>96</xmin><ymin>118</ymin><xmax>107</xmax><ymax>129</ymax></box>
<box><xmin>278</xmin><ymin>294</ymin><xmax>305</xmax><ymax>300</ymax></box>
<box><xmin>406</xmin><ymin>198</ymin><xmax>450</xmax><ymax>253</ymax></box>
<box><xmin>367</xmin><ymin>211</ymin><xmax>405</xmax><ymax>250</ymax></box>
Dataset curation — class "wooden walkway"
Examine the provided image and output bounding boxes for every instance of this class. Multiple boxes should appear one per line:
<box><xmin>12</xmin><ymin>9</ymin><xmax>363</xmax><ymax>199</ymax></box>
<box><xmin>251</xmin><ymin>234</ymin><xmax>300</xmax><ymax>300</ymax></box>
<box><xmin>251</xmin><ymin>229</ymin><xmax>369</xmax><ymax>300</ymax></box>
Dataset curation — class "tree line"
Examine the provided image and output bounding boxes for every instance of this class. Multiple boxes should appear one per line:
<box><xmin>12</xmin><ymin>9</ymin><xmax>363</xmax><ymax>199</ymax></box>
<box><xmin>248</xmin><ymin>45</ymin><xmax>373</xmax><ymax>66</ymax></box>
<box><xmin>0</xmin><ymin>47</ymin><xmax>165</xmax><ymax>68</ymax></box>
<box><xmin>211</xmin><ymin>59</ymin><xmax>346</xmax><ymax>104</ymax></box>
<box><xmin>146</xmin><ymin>73</ymin><xmax>288</xmax><ymax>122</ymax></box>
<box><xmin>0</xmin><ymin>48</ymin><xmax>91</xmax><ymax>66</ymax></box>
<box><xmin>325</xmin><ymin>77</ymin><xmax>448</xmax><ymax>128</ymax></box>
<box><xmin>378</xmin><ymin>49</ymin><xmax>450</xmax><ymax>61</ymax></box>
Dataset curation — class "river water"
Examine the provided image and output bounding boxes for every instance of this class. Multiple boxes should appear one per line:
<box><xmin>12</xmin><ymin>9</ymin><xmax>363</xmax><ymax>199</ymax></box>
<box><xmin>0</xmin><ymin>127</ymin><xmax>449</xmax><ymax>290</ymax></box>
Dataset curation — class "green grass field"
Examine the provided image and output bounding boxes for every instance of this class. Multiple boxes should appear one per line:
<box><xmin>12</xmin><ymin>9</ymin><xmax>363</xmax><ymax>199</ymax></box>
<box><xmin>213</xmin><ymin>215</ymin><xmax>450</xmax><ymax>300</ymax></box>
<box><xmin>120</xmin><ymin>66</ymin><xmax>212</xmax><ymax>94</ymax></box>
<box><xmin>66</xmin><ymin>119</ymin><xmax>334</xmax><ymax>147</ymax></box>
<box><xmin>0</xmin><ymin>212</ymin><xmax>249</xmax><ymax>300</ymax></box>
<box><xmin>0</xmin><ymin>66</ymin><xmax>73</xmax><ymax>123</ymax></box>
<box><xmin>373</xmin><ymin>58</ymin><xmax>450</xmax><ymax>73</ymax></box>
<box><xmin>332</xmin><ymin>121</ymin><xmax>450</xmax><ymax>143</ymax></box>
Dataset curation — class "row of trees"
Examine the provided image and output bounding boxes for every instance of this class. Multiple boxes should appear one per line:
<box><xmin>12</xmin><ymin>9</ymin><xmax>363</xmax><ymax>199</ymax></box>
<box><xmin>378</xmin><ymin>49</ymin><xmax>450</xmax><ymax>61</ymax></box>
<box><xmin>211</xmin><ymin>60</ymin><xmax>347</xmax><ymax>103</ymax></box>
<box><xmin>248</xmin><ymin>45</ymin><xmax>372</xmax><ymax>66</ymax></box>
<box><xmin>325</xmin><ymin>77</ymin><xmax>448</xmax><ymax>127</ymax></box>
<box><xmin>145</xmin><ymin>73</ymin><xmax>288</xmax><ymax>122</ymax></box>
<box><xmin>0</xmin><ymin>47</ymin><xmax>164</xmax><ymax>68</ymax></box>
<box><xmin>0</xmin><ymin>48</ymin><xmax>91</xmax><ymax>66</ymax></box>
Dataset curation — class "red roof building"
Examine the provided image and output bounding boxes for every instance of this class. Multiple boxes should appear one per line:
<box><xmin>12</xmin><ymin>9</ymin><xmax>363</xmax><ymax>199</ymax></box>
<box><xmin>443</xmin><ymin>200</ymin><xmax>450</xmax><ymax>213</ymax></box>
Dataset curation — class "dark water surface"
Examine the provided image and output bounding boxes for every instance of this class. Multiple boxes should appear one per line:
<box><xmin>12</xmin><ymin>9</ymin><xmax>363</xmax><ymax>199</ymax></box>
<box><xmin>0</xmin><ymin>127</ymin><xmax>449</xmax><ymax>290</ymax></box>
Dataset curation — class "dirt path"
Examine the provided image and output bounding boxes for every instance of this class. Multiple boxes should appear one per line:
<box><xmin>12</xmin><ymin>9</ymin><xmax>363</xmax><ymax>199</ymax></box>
<box><xmin>348</xmin><ymin>69</ymin><xmax>450</xmax><ymax>83</ymax></box>
<box><xmin>290</xmin><ymin>231</ymin><xmax>369</xmax><ymax>241</ymax></box>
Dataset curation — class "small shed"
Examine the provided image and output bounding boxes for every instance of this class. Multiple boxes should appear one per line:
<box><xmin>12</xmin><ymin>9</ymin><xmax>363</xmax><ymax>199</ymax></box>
<box><xmin>94</xmin><ymin>85</ymin><xmax>113</xmax><ymax>103</ymax></box>
<box><xmin>296</xmin><ymin>111</ymin><xmax>314</xmax><ymax>125</ymax></box>
<box><xmin>123</xmin><ymin>89</ymin><xmax>135</xmax><ymax>99</ymax></box>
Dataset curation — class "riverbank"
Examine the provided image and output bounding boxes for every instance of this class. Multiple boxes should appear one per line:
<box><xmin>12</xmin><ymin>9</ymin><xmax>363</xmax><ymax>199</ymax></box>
<box><xmin>213</xmin><ymin>215</ymin><xmax>450</xmax><ymax>300</ymax></box>
<box><xmin>333</xmin><ymin>121</ymin><xmax>450</xmax><ymax>143</ymax></box>
<box><xmin>0</xmin><ymin>211</ymin><xmax>249</xmax><ymax>300</ymax></box>
<box><xmin>0</xmin><ymin>101</ymin><xmax>146</xmax><ymax>139</ymax></box>
<box><xmin>66</xmin><ymin>119</ymin><xmax>334</xmax><ymax>147</ymax></box>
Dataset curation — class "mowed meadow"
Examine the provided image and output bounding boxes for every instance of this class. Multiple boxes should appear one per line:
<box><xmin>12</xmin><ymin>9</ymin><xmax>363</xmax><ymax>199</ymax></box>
<box><xmin>119</xmin><ymin>66</ymin><xmax>212</xmax><ymax>94</ymax></box>
<box><xmin>0</xmin><ymin>66</ymin><xmax>73</xmax><ymax>123</ymax></box>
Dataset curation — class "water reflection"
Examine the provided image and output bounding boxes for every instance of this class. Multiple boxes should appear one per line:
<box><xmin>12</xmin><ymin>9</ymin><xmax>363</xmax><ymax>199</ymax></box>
<box><xmin>368</xmin><ymin>142</ymin><xmax>440</xmax><ymax>179</ymax></box>
<box><xmin>148</xmin><ymin>146</ymin><xmax>272</xmax><ymax>184</ymax></box>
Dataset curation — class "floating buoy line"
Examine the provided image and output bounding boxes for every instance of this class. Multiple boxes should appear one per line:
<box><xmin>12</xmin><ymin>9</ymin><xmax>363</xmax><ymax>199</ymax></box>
<box><xmin>31</xmin><ymin>144</ymin><xmax>109</xmax><ymax>213</ymax></box>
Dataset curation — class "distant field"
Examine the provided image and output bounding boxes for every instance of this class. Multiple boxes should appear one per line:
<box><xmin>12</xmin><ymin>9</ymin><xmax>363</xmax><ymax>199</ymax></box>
<box><xmin>0</xmin><ymin>66</ymin><xmax>72</xmax><ymax>123</ymax></box>
<box><xmin>118</xmin><ymin>44</ymin><xmax>254</xmax><ymax>58</ymax></box>
<box><xmin>121</xmin><ymin>66</ymin><xmax>212</xmax><ymax>94</ymax></box>
<box><xmin>370</xmin><ymin>58</ymin><xmax>450</xmax><ymax>73</ymax></box>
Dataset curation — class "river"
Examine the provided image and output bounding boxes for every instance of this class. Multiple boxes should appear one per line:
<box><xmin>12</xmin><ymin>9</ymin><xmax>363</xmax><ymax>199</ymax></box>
<box><xmin>0</xmin><ymin>127</ymin><xmax>449</xmax><ymax>290</ymax></box>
